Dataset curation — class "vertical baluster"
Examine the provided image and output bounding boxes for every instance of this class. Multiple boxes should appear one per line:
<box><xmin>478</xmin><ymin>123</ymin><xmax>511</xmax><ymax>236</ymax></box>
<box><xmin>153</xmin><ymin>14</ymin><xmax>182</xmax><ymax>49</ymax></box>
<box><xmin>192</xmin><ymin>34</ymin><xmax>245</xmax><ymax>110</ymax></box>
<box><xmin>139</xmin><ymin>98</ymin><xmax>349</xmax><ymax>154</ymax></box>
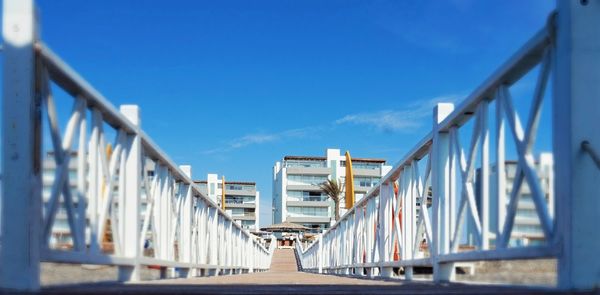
<box><xmin>495</xmin><ymin>90</ymin><xmax>506</xmax><ymax>245</ymax></box>
<box><xmin>75</xmin><ymin>98</ymin><xmax>88</xmax><ymax>251</ymax></box>
<box><xmin>88</xmin><ymin>109</ymin><xmax>102</xmax><ymax>253</ymax></box>
<box><xmin>432</xmin><ymin>103</ymin><xmax>455</xmax><ymax>282</ymax></box>
<box><xmin>403</xmin><ymin>165</ymin><xmax>414</xmax><ymax>280</ymax></box>
<box><xmin>0</xmin><ymin>0</ymin><xmax>40</xmax><ymax>289</ymax></box>
<box><xmin>379</xmin><ymin>182</ymin><xmax>393</xmax><ymax>277</ymax></box>
<box><xmin>117</xmin><ymin>105</ymin><xmax>141</xmax><ymax>281</ymax></box>
<box><xmin>480</xmin><ymin>102</ymin><xmax>490</xmax><ymax>250</ymax></box>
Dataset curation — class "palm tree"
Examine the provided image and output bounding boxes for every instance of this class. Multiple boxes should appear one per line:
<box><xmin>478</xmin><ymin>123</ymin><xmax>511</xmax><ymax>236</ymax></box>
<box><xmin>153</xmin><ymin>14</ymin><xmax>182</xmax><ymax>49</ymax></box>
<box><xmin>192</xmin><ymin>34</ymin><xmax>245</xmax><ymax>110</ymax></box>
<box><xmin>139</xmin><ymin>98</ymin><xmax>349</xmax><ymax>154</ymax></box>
<box><xmin>319</xmin><ymin>178</ymin><xmax>343</xmax><ymax>221</ymax></box>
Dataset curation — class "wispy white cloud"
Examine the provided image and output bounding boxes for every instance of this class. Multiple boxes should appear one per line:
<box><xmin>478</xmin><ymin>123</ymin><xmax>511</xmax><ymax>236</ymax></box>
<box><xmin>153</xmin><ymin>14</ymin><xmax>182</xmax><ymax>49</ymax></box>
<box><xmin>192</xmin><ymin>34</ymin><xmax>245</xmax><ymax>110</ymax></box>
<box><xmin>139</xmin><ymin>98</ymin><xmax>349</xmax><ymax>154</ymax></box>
<box><xmin>201</xmin><ymin>126</ymin><xmax>324</xmax><ymax>155</ymax></box>
<box><xmin>202</xmin><ymin>94</ymin><xmax>464</xmax><ymax>154</ymax></box>
<box><xmin>335</xmin><ymin>94</ymin><xmax>463</xmax><ymax>132</ymax></box>
<box><xmin>230</xmin><ymin>134</ymin><xmax>277</xmax><ymax>149</ymax></box>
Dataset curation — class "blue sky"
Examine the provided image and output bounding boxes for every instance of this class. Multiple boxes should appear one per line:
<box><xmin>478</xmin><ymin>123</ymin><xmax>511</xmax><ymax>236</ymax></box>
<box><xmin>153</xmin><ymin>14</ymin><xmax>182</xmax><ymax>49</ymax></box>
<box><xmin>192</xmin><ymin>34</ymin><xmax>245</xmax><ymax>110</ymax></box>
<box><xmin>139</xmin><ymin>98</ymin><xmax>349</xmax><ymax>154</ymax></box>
<box><xmin>6</xmin><ymin>1</ymin><xmax>554</xmax><ymax>227</ymax></box>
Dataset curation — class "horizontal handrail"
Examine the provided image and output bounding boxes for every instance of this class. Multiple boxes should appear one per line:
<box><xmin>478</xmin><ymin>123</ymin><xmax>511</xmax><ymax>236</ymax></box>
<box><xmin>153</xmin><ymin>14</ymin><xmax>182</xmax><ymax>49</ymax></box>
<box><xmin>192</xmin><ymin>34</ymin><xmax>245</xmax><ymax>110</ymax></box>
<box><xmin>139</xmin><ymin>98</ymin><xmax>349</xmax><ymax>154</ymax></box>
<box><xmin>438</xmin><ymin>28</ymin><xmax>550</xmax><ymax>132</ymax></box>
<box><xmin>297</xmin><ymin>22</ymin><xmax>560</xmax><ymax>281</ymax></box>
<box><xmin>302</xmin><ymin>25</ymin><xmax>551</xmax><ymax>255</ymax></box>
<box><xmin>35</xmin><ymin>42</ymin><xmax>266</xmax><ymax>251</ymax></box>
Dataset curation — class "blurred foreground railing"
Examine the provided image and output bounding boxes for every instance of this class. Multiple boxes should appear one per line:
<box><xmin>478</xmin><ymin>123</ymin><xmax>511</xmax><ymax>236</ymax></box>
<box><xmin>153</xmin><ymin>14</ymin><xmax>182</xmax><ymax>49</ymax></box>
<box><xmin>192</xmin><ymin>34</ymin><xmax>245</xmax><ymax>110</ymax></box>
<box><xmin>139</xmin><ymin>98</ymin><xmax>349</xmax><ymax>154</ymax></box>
<box><xmin>296</xmin><ymin>2</ymin><xmax>600</xmax><ymax>291</ymax></box>
<box><xmin>1</xmin><ymin>0</ymin><xmax>275</xmax><ymax>291</ymax></box>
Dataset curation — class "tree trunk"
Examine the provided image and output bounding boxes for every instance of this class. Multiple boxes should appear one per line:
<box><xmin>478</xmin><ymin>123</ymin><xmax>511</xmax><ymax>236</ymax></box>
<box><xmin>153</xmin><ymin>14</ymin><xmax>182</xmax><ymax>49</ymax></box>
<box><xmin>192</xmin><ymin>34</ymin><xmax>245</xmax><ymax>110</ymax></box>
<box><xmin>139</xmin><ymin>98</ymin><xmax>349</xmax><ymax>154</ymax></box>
<box><xmin>334</xmin><ymin>200</ymin><xmax>340</xmax><ymax>221</ymax></box>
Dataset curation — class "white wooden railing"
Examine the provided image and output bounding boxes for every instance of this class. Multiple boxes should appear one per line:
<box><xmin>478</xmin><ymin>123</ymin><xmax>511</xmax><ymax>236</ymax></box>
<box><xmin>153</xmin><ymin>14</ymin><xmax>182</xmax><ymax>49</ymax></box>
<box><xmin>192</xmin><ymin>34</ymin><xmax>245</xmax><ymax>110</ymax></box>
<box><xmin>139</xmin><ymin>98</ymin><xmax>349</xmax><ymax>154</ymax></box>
<box><xmin>0</xmin><ymin>0</ymin><xmax>274</xmax><ymax>291</ymax></box>
<box><xmin>296</xmin><ymin>2</ymin><xmax>600</xmax><ymax>291</ymax></box>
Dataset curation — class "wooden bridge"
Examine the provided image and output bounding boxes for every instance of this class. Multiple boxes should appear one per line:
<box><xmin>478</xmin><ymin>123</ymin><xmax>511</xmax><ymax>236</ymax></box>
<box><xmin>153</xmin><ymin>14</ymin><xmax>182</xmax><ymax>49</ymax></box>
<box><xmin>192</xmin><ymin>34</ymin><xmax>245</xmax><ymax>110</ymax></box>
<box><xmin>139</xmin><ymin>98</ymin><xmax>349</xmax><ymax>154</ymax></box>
<box><xmin>36</xmin><ymin>249</ymin><xmax>565</xmax><ymax>294</ymax></box>
<box><xmin>2</xmin><ymin>0</ymin><xmax>600</xmax><ymax>293</ymax></box>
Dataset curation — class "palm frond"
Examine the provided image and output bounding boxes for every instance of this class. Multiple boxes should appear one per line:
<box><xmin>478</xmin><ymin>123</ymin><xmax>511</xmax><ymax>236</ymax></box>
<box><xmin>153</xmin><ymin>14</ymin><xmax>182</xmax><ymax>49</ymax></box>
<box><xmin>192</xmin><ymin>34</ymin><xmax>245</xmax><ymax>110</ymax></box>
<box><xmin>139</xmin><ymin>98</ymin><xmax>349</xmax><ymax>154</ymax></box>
<box><xmin>318</xmin><ymin>178</ymin><xmax>342</xmax><ymax>202</ymax></box>
<box><xmin>319</xmin><ymin>178</ymin><xmax>343</xmax><ymax>221</ymax></box>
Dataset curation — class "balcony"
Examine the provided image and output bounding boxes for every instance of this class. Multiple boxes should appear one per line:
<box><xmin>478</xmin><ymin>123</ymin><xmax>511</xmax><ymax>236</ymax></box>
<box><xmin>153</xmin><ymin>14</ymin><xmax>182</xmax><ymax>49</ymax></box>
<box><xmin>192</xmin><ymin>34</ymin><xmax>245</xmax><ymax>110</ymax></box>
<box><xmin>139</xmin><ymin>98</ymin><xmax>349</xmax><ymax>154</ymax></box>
<box><xmin>225</xmin><ymin>202</ymin><xmax>256</xmax><ymax>209</ymax></box>
<box><xmin>286</xmin><ymin>166</ymin><xmax>330</xmax><ymax>175</ymax></box>
<box><xmin>286</xmin><ymin>216</ymin><xmax>331</xmax><ymax>223</ymax></box>
<box><xmin>287</xmin><ymin>200</ymin><xmax>330</xmax><ymax>207</ymax></box>
<box><xmin>231</xmin><ymin>214</ymin><xmax>256</xmax><ymax>221</ymax></box>
<box><xmin>286</xmin><ymin>184</ymin><xmax>322</xmax><ymax>191</ymax></box>
<box><xmin>353</xmin><ymin>168</ymin><xmax>381</xmax><ymax>177</ymax></box>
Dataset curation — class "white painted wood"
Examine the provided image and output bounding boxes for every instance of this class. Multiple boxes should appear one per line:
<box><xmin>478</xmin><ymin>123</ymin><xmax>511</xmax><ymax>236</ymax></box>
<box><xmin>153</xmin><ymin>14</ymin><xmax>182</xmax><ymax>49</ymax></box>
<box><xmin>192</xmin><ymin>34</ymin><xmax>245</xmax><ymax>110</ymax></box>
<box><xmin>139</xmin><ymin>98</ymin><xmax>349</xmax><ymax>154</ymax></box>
<box><xmin>0</xmin><ymin>0</ymin><xmax>40</xmax><ymax>290</ymax></box>
<box><xmin>76</xmin><ymin>98</ymin><xmax>88</xmax><ymax>251</ymax></box>
<box><xmin>554</xmin><ymin>0</ymin><xmax>600</xmax><ymax>289</ymax></box>
<box><xmin>118</xmin><ymin>105</ymin><xmax>142</xmax><ymax>281</ymax></box>
<box><xmin>402</xmin><ymin>165</ymin><xmax>414</xmax><ymax>280</ymax></box>
<box><xmin>495</xmin><ymin>90</ymin><xmax>506</xmax><ymax>243</ymax></box>
<box><xmin>42</xmin><ymin>94</ymin><xmax>83</xmax><ymax>248</ymax></box>
<box><xmin>505</xmin><ymin>86</ymin><xmax>553</xmax><ymax>239</ymax></box>
<box><xmin>432</xmin><ymin>103</ymin><xmax>455</xmax><ymax>282</ymax></box>
<box><xmin>378</xmin><ymin>183</ymin><xmax>393</xmax><ymax>277</ymax></box>
<box><xmin>179</xmin><ymin>165</ymin><xmax>193</xmax><ymax>275</ymax></box>
<box><xmin>480</xmin><ymin>102</ymin><xmax>490</xmax><ymax>250</ymax></box>
<box><xmin>88</xmin><ymin>109</ymin><xmax>102</xmax><ymax>253</ymax></box>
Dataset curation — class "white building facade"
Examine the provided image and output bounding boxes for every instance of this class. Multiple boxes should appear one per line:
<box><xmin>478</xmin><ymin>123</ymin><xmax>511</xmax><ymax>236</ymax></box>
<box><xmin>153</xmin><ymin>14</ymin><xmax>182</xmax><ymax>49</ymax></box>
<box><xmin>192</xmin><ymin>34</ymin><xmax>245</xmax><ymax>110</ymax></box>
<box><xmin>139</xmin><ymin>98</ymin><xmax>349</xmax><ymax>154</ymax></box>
<box><xmin>468</xmin><ymin>153</ymin><xmax>554</xmax><ymax>247</ymax></box>
<box><xmin>195</xmin><ymin>174</ymin><xmax>260</xmax><ymax>231</ymax></box>
<box><xmin>272</xmin><ymin>148</ymin><xmax>391</xmax><ymax>233</ymax></box>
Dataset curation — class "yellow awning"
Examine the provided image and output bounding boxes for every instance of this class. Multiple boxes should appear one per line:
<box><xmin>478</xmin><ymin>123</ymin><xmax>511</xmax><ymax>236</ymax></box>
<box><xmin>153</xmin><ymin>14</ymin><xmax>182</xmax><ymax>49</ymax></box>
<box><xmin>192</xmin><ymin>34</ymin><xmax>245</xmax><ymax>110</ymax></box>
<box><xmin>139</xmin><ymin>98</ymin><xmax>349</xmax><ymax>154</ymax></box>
<box><xmin>345</xmin><ymin>151</ymin><xmax>355</xmax><ymax>209</ymax></box>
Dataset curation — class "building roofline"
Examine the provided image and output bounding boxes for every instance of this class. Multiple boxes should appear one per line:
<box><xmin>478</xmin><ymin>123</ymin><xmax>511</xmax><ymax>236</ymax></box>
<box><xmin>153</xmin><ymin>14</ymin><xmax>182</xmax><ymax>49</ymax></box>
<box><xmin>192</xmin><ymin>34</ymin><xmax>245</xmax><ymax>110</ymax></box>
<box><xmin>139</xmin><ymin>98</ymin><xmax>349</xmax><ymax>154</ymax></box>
<box><xmin>352</xmin><ymin>158</ymin><xmax>387</xmax><ymax>164</ymax></box>
<box><xmin>283</xmin><ymin>155</ymin><xmax>386</xmax><ymax>164</ymax></box>
<box><xmin>193</xmin><ymin>180</ymin><xmax>256</xmax><ymax>185</ymax></box>
<box><xmin>283</xmin><ymin>156</ymin><xmax>326</xmax><ymax>161</ymax></box>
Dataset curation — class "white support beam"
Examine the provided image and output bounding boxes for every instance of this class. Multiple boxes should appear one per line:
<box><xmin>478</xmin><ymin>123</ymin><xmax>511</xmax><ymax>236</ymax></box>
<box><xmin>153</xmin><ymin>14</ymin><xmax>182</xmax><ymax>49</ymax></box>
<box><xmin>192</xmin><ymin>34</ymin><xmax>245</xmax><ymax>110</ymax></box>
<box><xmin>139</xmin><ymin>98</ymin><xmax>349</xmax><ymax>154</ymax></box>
<box><xmin>378</xmin><ymin>183</ymin><xmax>393</xmax><ymax>277</ymax></box>
<box><xmin>318</xmin><ymin>234</ymin><xmax>323</xmax><ymax>273</ymax></box>
<box><xmin>0</xmin><ymin>0</ymin><xmax>41</xmax><ymax>291</ymax></box>
<box><xmin>432</xmin><ymin>103</ymin><xmax>455</xmax><ymax>282</ymax></box>
<box><xmin>118</xmin><ymin>105</ymin><xmax>142</xmax><ymax>282</ymax></box>
<box><xmin>479</xmin><ymin>102</ymin><xmax>490</xmax><ymax>250</ymax></box>
<box><xmin>179</xmin><ymin>165</ymin><xmax>193</xmax><ymax>277</ymax></box>
<box><xmin>554</xmin><ymin>0</ymin><xmax>600</xmax><ymax>290</ymax></box>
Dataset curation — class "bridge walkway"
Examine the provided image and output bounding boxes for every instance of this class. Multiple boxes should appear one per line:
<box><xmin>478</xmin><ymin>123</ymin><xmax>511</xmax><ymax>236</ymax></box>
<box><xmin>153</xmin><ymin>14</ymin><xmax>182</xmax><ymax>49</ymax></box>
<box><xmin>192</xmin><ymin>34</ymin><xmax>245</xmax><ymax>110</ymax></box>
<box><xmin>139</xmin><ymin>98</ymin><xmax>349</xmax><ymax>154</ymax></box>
<box><xmin>35</xmin><ymin>248</ymin><xmax>565</xmax><ymax>294</ymax></box>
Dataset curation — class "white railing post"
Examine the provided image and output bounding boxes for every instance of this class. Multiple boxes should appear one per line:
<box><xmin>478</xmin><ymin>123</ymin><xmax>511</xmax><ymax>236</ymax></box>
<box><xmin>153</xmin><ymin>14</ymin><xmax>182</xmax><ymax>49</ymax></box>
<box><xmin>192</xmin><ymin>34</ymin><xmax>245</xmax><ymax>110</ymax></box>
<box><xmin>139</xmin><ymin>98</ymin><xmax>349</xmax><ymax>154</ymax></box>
<box><xmin>179</xmin><ymin>165</ymin><xmax>193</xmax><ymax>277</ymax></box>
<box><xmin>365</xmin><ymin>197</ymin><xmax>376</xmax><ymax>277</ymax></box>
<box><xmin>209</xmin><ymin>208</ymin><xmax>219</xmax><ymax>276</ymax></box>
<box><xmin>431</xmin><ymin>103</ymin><xmax>455</xmax><ymax>282</ymax></box>
<box><xmin>554</xmin><ymin>0</ymin><xmax>600</xmax><ymax>290</ymax></box>
<box><xmin>379</xmin><ymin>183</ymin><xmax>393</xmax><ymax>277</ymax></box>
<box><xmin>0</xmin><ymin>0</ymin><xmax>41</xmax><ymax>291</ymax></box>
<box><xmin>401</xmin><ymin>165</ymin><xmax>414</xmax><ymax>280</ymax></box>
<box><xmin>118</xmin><ymin>105</ymin><xmax>142</xmax><ymax>282</ymax></box>
<box><xmin>318</xmin><ymin>234</ymin><xmax>323</xmax><ymax>274</ymax></box>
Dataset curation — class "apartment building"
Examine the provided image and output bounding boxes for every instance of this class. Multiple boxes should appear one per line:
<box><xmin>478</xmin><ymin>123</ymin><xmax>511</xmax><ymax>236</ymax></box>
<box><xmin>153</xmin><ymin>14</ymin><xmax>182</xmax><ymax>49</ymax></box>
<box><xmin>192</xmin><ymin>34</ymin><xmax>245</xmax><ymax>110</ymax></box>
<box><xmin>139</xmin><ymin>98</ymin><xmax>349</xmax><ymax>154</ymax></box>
<box><xmin>273</xmin><ymin>148</ymin><xmax>392</xmax><ymax>233</ymax></box>
<box><xmin>42</xmin><ymin>151</ymin><xmax>152</xmax><ymax>248</ymax></box>
<box><xmin>42</xmin><ymin>152</ymin><xmax>79</xmax><ymax>246</ymax></box>
<box><xmin>470</xmin><ymin>153</ymin><xmax>554</xmax><ymax>247</ymax></box>
<box><xmin>43</xmin><ymin>152</ymin><xmax>260</xmax><ymax>249</ymax></box>
<box><xmin>195</xmin><ymin>174</ymin><xmax>260</xmax><ymax>231</ymax></box>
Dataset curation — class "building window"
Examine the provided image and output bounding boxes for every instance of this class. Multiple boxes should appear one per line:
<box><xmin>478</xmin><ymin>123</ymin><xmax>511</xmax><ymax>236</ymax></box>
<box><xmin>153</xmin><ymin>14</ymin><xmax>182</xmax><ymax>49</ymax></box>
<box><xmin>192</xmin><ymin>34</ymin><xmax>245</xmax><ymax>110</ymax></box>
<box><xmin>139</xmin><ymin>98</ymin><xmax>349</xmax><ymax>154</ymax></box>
<box><xmin>287</xmin><ymin>206</ymin><xmax>329</xmax><ymax>217</ymax></box>
<box><xmin>225</xmin><ymin>195</ymin><xmax>255</xmax><ymax>204</ymax></box>
<box><xmin>287</xmin><ymin>191</ymin><xmax>328</xmax><ymax>202</ymax></box>
<box><xmin>231</xmin><ymin>208</ymin><xmax>255</xmax><ymax>216</ymax></box>
<box><xmin>284</xmin><ymin>160</ymin><xmax>326</xmax><ymax>168</ymax></box>
<box><xmin>287</xmin><ymin>174</ymin><xmax>327</xmax><ymax>186</ymax></box>
<box><xmin>301</xmin><ymin>223</ymin><xmax>330</xmax><ymax>233</ymax></box>
<box><xmin>353</xmin><ymin>162</ymin><xmax>381</xmax><ymax>170</ymax></box>
<box><xmin>227</xmin><ymin>184</ymin><xmax>249</xmax><ymax>191</ymax></box>
<box><xmin>354</xmin><ymin>177</ymin><xmax>379</xmax><ymax>187</ymax></box>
